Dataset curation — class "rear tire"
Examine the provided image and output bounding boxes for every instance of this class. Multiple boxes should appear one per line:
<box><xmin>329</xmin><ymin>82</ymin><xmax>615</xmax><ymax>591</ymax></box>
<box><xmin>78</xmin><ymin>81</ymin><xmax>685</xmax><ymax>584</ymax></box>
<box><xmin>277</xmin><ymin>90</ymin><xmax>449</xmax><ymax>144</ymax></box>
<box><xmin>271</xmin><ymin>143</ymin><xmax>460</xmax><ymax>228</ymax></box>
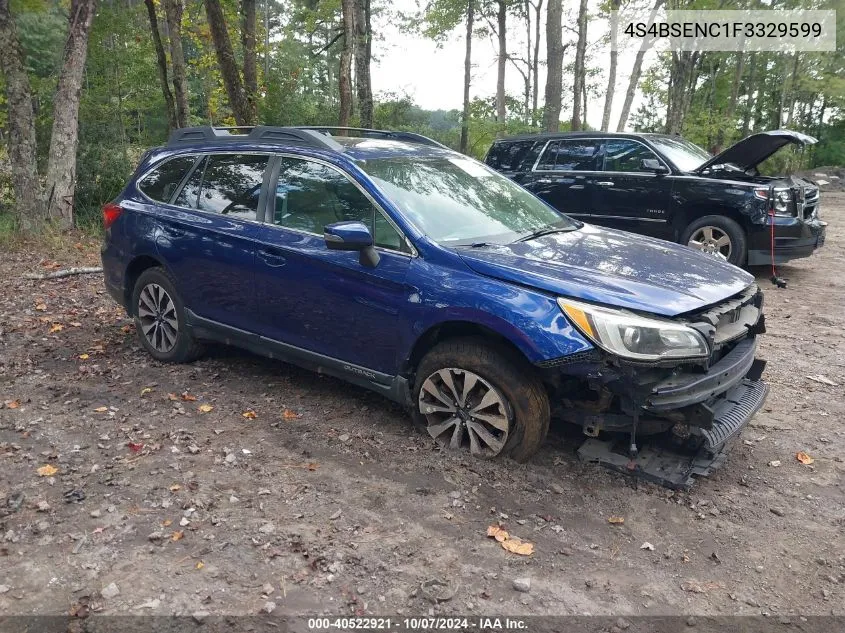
<box><xmin>131</xmin><ymin>267</ymin><xmax>204</xmax><ymax>363</ymax></box>
<box><xmin>681</xmin><ymin>215</ymin><xmax>747</xmax><ymax>266</ymax></box>
<box><xmin>411</xmin><ymin>338</ymin><xmax>550</xmax><ymax>462</ymax></box>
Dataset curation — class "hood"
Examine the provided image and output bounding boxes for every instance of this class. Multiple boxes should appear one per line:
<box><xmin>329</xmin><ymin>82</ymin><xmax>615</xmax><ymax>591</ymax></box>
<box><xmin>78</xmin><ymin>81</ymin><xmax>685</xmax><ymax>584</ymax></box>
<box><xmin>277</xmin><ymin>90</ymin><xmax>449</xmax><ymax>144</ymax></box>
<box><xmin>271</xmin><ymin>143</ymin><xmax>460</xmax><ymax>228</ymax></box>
<box><xmin>456</xmin><ymin>225</ymin><xmax>754</xmax><ymax>317</ymax></box>
<box><xmin>695</xmin><ymin>129</ymin><xmax>817</xmax><ymax>173</ymax></box>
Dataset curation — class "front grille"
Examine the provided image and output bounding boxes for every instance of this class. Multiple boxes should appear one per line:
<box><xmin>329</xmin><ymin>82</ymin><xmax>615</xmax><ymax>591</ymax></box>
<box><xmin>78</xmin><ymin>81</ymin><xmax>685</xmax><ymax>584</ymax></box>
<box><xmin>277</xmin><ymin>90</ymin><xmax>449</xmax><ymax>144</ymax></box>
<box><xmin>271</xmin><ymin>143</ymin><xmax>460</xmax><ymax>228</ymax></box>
<box><xmin>802</xmin><ymin>185</ymin><xmax>820</xmax><ymax>219</ymax></box>
<box><xmin>687</xmin><ymin>284</ymin><xmax>762</xmax><ymax>355</ymax></box>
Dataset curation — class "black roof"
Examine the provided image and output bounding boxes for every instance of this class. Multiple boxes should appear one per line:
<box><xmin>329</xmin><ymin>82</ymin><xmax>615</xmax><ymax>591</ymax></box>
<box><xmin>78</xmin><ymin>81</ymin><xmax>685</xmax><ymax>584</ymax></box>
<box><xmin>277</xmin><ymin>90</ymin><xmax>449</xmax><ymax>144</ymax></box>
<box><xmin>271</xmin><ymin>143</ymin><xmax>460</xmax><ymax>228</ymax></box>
<box><xmin>493</xmin><ymin>131</ymin><xmax>678</xmax><ymax>143</ymax></box>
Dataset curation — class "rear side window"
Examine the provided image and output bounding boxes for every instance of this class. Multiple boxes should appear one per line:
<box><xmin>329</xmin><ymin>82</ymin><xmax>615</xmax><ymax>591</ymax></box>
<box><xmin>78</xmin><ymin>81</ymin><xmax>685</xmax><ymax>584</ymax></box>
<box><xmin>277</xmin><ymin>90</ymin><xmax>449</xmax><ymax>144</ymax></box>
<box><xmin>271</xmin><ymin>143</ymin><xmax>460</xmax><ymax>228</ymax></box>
<box><xmin>173</xmin><ymin>154</ymin><xmax>269</xmax><ymax>222</ymax></box>
<box><xmin>604</xmin><ymin>139</ymin><xmax>661</xmax><ymax>172</ymax></box>
<box><xmin>537</xmin><ymin>140</ymin><xmax>601</xmax><ymax>171</ymax></box>
<box><xmin>485</xmin><ymin>140</ymin><xmax>536</xmax><ymax>171</ymax></box>
<box><xmin>138</xmin><ymin>155</ymin><xmax>197</xmax><ymax>203</ymax></box>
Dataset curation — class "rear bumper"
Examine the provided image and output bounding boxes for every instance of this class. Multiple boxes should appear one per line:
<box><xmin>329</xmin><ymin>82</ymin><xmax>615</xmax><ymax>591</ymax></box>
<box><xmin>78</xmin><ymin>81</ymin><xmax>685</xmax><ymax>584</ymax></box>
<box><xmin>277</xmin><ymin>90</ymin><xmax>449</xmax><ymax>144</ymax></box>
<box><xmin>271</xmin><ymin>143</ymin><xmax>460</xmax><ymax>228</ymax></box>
<box><xmin>747</xmin><ymin>216</ymin><xmax>826</xmax><ymax>265</ymax></box>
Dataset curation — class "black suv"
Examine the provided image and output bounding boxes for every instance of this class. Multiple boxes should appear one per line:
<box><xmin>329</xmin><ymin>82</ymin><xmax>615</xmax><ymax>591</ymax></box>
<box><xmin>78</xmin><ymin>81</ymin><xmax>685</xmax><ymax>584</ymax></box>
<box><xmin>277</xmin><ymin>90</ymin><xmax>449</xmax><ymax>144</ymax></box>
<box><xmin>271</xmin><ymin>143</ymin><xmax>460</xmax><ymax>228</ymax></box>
<box><xmin>485</xmin><ymin>130</ymin><xmax>826</xmax><ymax>267</ymax></box>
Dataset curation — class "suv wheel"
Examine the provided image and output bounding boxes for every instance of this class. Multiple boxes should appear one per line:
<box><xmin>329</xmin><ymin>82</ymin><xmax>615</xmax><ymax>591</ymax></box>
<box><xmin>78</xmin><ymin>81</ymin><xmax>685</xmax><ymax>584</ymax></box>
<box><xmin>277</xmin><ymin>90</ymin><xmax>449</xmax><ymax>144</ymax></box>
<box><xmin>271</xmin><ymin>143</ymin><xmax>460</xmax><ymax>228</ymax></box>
<box><xmin>412</xmin><ymin>338</ymin><xmax>549</xmax><ymax>462</ymax></box>
<box><xmin>132</xmin><ymin>267</ymin><xmax>204</xmax><ymax>363</ymax></box>
<box><xmin>681</xmin><ymin>216</ymin><xmax>747</xmax><ymax>266</ymax></box>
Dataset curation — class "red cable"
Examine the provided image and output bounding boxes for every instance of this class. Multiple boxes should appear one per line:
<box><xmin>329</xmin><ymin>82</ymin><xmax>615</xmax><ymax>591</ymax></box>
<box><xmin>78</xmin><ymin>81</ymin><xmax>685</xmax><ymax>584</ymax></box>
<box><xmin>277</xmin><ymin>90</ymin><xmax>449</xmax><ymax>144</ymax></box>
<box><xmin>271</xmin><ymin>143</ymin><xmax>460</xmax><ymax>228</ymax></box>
<box><xmin>769</xmin><ymin>207</ymin><xmax>776</xmax><ymax>279</ymax></box>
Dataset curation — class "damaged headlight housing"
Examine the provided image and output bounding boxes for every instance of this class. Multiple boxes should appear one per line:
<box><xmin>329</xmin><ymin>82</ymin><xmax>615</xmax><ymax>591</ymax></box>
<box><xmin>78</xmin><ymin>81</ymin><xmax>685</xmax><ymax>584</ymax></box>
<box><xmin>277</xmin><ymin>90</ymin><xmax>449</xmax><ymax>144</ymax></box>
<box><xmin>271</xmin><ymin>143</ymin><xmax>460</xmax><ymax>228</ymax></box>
<box><xmin>754</xmin><ymin>187</ymin><xmax>793</xmax><ymax>216</ymax></box>
<box><xmin>558</xmin><ymin>299</ymin><xmax>709</xmax><ymax>361</ymax></box>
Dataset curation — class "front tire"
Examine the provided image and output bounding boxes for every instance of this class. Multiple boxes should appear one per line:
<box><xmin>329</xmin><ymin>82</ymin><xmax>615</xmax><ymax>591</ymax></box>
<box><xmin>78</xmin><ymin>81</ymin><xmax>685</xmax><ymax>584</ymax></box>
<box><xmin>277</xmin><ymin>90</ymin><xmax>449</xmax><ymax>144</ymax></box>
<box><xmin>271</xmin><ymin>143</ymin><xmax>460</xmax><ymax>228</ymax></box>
<box><xmin>131</xmin><ymin>267</ymin><xmax>204</xmax><ymax>363</ymax></box>
<box><xmin>681</xmin><ymin>215</ymin><xmax>747</xmax><ymax>266</ymax></box>
<box><xmin>412</xmin><ymin>338</ymin><xmax>550</xmax><ymax>462</ymax></box>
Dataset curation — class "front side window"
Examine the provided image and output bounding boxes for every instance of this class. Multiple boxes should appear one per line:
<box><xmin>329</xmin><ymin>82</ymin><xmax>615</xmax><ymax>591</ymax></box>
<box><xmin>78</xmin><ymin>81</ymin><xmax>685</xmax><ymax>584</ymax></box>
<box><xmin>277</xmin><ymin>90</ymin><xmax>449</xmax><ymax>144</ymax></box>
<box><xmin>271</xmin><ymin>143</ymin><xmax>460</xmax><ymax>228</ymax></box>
<box><xmin>603</xmin><ymin>140</ymin><xmax>661</xmax><ymax>172</ymax></box>
<box><xmin>273</xmin><ymin>157</ymin><xmax>408</xmax><ymax>252</ymax></box>
<box><xmin>537</xmin><ymin>140</ymin><xmax>602</xmax><ymax>171</ymax></box>
<box><xmin>647</xmin><ymin>136</ymin><xmax>712</xmax><ymax>172</ymax></box>
<box><xmin>138</xmin><ymin>155</ymin><xmax>197</xmax><ymax>203</ymax></box>
<box><xmin>359</xmin><ymin>155</ymin><xmax>578</xmax><ymax>246</ymax></box>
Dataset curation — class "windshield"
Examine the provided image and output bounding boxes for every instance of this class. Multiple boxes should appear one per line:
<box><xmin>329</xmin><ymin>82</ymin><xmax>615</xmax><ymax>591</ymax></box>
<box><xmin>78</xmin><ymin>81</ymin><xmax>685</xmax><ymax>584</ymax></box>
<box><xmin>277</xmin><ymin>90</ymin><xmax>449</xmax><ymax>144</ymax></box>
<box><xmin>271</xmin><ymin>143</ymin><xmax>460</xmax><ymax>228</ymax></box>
<box><xmin>648</xmin><ymin>136</ymin><xmax>712</xmax><ymax>172</ymax></box>
<box><xmin>358</xmin><ymin>156</ymin><xmax>577</xmax><ymax>245</ymax></box>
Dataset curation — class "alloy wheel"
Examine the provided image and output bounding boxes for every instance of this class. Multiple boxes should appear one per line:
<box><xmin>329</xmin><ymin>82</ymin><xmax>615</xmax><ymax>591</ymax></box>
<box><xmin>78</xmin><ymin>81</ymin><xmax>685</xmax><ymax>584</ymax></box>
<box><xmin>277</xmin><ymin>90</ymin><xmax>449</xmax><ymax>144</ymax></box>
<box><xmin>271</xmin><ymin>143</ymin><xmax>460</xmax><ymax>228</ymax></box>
<box><xmin>687</xmin><ymin>226</ymin><xmax>732</xmax><ymax>260</ymax></box>
<box><xmin>418</xmin><ymin>368</ymin><xmax>511</xmax><ymax>458</ymax></box>
<box><xmin>137</xmin><ymin>283</ymin><xmax>179</xmax><ymax>353</ymax></box>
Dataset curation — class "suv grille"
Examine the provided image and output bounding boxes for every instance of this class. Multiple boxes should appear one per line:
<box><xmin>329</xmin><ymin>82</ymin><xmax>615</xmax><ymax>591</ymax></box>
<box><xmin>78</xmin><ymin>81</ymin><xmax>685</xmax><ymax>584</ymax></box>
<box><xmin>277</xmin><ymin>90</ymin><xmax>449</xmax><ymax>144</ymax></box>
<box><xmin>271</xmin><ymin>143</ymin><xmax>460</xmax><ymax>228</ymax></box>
<box><xmin>801</xmin><ymin>185</ymin><xmax>820</xmax><ymax>219</ymax></box>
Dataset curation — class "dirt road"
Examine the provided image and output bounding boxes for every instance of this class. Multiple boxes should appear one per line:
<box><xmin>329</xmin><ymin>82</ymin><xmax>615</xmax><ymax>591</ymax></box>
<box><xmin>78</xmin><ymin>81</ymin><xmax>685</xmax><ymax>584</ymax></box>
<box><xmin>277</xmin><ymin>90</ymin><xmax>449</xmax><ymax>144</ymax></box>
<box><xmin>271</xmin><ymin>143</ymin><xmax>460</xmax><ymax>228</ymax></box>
<box><xmin>1</xmin><ymin>196</ymin><xmax>843</xmax><ymax>622</ymax></box>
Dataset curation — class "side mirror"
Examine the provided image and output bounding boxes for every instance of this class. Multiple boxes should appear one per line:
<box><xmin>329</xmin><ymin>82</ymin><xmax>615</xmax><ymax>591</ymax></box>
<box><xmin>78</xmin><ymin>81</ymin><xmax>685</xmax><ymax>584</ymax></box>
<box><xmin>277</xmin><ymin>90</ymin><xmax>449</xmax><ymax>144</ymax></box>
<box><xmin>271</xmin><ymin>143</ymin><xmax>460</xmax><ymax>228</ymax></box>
<box><xmin>324</xmin><ymin>221</ymin><xmax>380</xmax><ymax>267</ymax></box>
<box><xmin>641</xmin><ymin>158</ymin><xmax>669</xmax><ymax>174</ymax></box>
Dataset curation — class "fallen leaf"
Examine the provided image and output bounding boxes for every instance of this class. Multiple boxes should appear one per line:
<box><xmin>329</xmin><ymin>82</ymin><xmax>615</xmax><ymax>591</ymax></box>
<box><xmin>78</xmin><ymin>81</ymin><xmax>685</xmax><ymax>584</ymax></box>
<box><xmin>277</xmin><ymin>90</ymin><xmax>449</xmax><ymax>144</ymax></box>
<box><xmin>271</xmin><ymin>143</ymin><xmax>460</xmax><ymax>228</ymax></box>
<box><xmin>641</xmin><ymin>542</ymin><xmax>655</xmax><ymax>551</ymax></box>
<box><xmin>35</xmin><ymin>303</ymin><xmax>47</xmax><ymax>311</ymax></box>
<box><xmin>49</xmin><ymin>323</ymin><xmax>64</xmax><ymax>333</ymax></box>
<box><xmin>4</xmin><ymin>399</ymin><xmax>21</xmax><ymax>409</ymax></box>
<box><xmin>501</xmin><ymin>537</ymin><xmax>534</xmax><ymax>556</ymax></box>
<box><xmin>121</xmin><ymin>325</ymin><xmax>132</xmax><ymax>334</ymax></box>
<box><xmin>167</xmin><ymin>393</ymin><xmax>179</xmax><ymax>401</ymax></box>
<box><xmin>161</xmin><ymin>519</ymin><xmax>173</xmax><ymax>527</ymax></box>
<box><xmin>37</xmin><ymin>464</ymin><xmax>59</xmax><ymax>477</ymax></box>
<box><xmin>796</xmin><ymin>451</ymin><xmax>814</xmax><ymax>465</ymax></box>
<box><xmin>196</xmin><ymin>561</ymin><xmax>204</xmax><ymax>570</ymax></box>
<box><xmin>242</xmin><ymin>409</ymin><xmax>257</xmax><ymax>420</ymax></box>
<box><xmin>608</xmin><ymin>516</ymin><xmax>625</xmax><ymax>524</ymax></box>
<box><xmin>169</xmin><ymin>484</ymin><xmax>181</xmax><ymax>492</ymax></box>
<box><xmin>198</xmin><ymin>404</ymin><xmax>214</xmax><ymax>413</ymax></box>
<box><xmin>93</xmin><ymin>406</ymin><xmax>108</xmax><ymax>413</ymax></box>
<box><xmin>486</xmin><ymin>525</ymin><xmax>509</xmax><ymax>542</ymax></box>
<box><xmin>171</xmin><ymin>531</ymin><xmax>184</xmax><ymax>541</ymax></box>
<box><xmin>282</xmin><ymin>409</ymin><xmax>300</xmax><ymax>420</ymax></box>
<box><xmin>127</xmin><ymin>442</ymin><xmax>144</xmax><ymax>453</ymax></box>
<box><xmin>79</xmin><ymin>354</ymin><xmax>89</xmax><ymax>360</ymax></box>
<box><xmin>180</xmin><ymin>392</ymin><xmax>197</xmax><ymax>402</ymax></box>
<box><xmin>141</xmin><ymin>387</ymin><xmax>153</xmax><ymax>395</ymax></box>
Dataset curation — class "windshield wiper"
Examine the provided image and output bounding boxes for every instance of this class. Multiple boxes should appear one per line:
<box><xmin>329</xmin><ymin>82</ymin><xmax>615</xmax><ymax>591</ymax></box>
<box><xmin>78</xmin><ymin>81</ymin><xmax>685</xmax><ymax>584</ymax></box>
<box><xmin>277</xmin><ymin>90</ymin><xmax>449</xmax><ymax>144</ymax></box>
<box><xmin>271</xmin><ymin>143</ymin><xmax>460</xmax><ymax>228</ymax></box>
<box><xmin>515</xmin><ymin>226</ymin><xmax>577</xmax><ymax>243</ymax></box>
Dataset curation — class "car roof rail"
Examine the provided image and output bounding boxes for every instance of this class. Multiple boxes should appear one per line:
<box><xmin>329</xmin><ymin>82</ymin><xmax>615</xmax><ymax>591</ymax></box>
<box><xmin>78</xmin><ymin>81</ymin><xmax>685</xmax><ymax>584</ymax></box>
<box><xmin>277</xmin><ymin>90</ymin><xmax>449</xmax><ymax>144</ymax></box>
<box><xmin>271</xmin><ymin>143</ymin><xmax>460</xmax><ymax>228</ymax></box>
<box><xmin>295</xmin><ymin>126</ymin><xmax>449</xmax><ymax>150</ymax></box>
<box><xmin>166</xmin><ymin>126</ymin><xmax>344</xmax><ymax>152</ymax></box>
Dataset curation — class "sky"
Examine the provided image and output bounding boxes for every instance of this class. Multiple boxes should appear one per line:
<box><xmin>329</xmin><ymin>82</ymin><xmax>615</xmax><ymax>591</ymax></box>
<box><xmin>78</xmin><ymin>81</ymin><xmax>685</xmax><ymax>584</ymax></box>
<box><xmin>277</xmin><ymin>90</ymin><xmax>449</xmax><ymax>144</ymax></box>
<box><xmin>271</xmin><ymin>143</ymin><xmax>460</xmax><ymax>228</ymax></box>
<box><xmin>368</xmin><ymin>0</ymin><xmax>658</xmax><ymax>130</ymax></box>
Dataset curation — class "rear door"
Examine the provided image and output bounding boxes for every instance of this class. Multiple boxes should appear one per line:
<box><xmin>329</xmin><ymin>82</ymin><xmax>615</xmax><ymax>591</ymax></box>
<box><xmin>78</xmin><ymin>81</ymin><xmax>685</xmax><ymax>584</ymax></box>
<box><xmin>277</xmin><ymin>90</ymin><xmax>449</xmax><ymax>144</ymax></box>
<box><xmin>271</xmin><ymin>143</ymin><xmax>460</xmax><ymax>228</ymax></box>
<box><xmin>521</xmin><ymin>139</ymin><xmax>603</xmax><ymax>218</ymax></box>
<box><xmin>151</xmin><ymin>152</ymin><xmax>270</xmax><ymax>329</ymax></box>
<box><xmin>589</xmin><ymin>138</ymin><xmax>674</xmax><ymax>239</ymax></box>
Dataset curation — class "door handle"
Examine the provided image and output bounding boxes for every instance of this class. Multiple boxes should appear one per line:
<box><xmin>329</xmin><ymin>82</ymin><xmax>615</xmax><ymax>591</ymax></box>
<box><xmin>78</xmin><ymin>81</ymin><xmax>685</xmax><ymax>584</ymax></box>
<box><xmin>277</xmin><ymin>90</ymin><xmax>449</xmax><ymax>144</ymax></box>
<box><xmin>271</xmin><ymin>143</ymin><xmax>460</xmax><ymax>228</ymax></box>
<box><xmin>258</xmin><ymin>248</ymin><xmax>287</xmax><ymax>267</ymax></box>
<box><xmin>596</xmin><ymin>181</ymin><xmax>615</xmax><ymax>186</ymax></box>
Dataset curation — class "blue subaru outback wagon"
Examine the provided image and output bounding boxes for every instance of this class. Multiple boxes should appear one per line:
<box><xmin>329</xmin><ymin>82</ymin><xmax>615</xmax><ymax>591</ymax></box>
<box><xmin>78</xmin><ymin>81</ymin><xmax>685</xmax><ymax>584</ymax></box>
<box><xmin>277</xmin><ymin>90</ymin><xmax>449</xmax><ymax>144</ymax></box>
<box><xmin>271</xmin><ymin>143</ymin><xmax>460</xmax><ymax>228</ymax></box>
<box><xmin>102</xmin><ymin>126</ymin><xmax>768</xmax><ymax>473</ymax></box>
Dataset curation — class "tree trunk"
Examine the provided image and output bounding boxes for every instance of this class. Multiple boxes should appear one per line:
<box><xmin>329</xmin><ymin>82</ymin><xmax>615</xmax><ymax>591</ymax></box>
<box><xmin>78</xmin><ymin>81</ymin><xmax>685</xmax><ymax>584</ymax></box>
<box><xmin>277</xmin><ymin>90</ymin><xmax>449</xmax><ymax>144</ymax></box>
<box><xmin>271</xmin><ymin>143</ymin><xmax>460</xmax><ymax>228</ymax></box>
<box><xmin>0</xmin><ymin>0</ymin><xmax>43</xmax><ymax>230</ymax></box>
<box><xmin>339</xmin><ymin>0</ymin><xmax>355</xmax><ymax>127</ymax></box>
<box><xmin>460</xmin><ymin>0</ymin><xmax>474</xmax><ymax>153</ymax></box>
<box><xmin>164</xmin><ymin>0</ymin><xmax>189</xmax><ymax>127</ymax></box>
<box><xmin>570</xmin><ymin>0</ymin><xmax>588</xmax><ymax>131</ymax></box>
<box><xmin>531</xmin><ymin>0</ymin><xmax>542</xmax><ymax>125</ymax></box>
<box><xmin>616</xmin><ymin>0</ymin><xmax>662</xmax><ymax>132</ymax></box>
<box><xmin>495</xmin><ymin>0</ymin><xmax>507</xmax><ymax>128</ymax></box>
<box><xmin>600</xmin><ymin>0</ymin><xmax>621</xmax><ymax>131</ymax></box>
<box><xmin>740</xmin><ymin>52</ymin><xmax>757</xmax><ymax>138</ymax></box>
<box><xmin>523</xmin><ymin>0</ymin><xmax>531</xmax><ymax>124</ymax></box>
<box><xmin>712</xmin><ymin>52</ymin><xmax>744</xmax><ymax>152</ymax></box>
<box><xmin>665</xmin><ymin>50</ymin><xmax>699</xmax><ymax>134</ymax></box>
<box><xmin>44</xmin><ymin>0</ymin><xmax>98</xmax><ymax>228</ymax></box>
<box><xmin>204</xmin><ymin>0</ymin><xmax>254</xmax><ymax>125</ymax></box>
<box><xmin>240</xmin><ymin>0</ymin><xmax>258</xmax><ymax>122</ymax></box>
<box><xmin>143</xmin><ymin>0</ymin><xmax>177</xmax><ymax>131</ymax></box>
<box><xmin>542</xmin><ymin>0</ymin><xmax>562</xmax><ymax>132</ymax></box>
<box><xmin>354</xmin><ymin>0</ymin><xmax>373</xmax><ymax>127</ymax></box>
<box><xmin>785</xmin><ymin>52</ymin><xmax>800</xmax><ymax>127</ymax></box>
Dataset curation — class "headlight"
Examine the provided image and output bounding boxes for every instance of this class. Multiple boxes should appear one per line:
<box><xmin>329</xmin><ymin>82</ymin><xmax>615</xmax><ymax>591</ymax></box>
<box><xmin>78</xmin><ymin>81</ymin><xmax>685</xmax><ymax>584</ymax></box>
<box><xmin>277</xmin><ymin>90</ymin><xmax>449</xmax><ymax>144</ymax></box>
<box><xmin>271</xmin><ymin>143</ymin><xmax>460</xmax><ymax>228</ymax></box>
<box><xmin>558</xmin><ymin>299</ymin><xmax>709</xmax><ymax>361</ymax></box>
<box><xmin>773</xmin><ymin>189</ymin><xmax>791</xmax><ymax>214</ymax></box>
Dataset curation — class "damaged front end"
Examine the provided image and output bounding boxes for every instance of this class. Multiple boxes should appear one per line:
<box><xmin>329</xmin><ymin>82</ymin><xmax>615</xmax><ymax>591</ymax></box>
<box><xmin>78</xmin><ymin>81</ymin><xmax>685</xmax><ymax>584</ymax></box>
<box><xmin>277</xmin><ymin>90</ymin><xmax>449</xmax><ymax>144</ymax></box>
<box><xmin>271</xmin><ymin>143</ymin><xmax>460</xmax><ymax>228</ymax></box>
<box><xmin>546</xmin><ymin>284</ymin><xmax>768</xmax><ymax>488</ymax></box>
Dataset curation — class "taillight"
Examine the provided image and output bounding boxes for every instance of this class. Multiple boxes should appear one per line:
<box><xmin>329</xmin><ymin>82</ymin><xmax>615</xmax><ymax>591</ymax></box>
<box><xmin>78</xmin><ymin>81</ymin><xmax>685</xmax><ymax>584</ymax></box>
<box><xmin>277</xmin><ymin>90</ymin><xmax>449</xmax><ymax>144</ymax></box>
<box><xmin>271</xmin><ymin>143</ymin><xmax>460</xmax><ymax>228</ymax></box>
<box><xmin>102</xmin><ymin>203</ymin><xmax>123</xmax><ymax>229</ymax></box>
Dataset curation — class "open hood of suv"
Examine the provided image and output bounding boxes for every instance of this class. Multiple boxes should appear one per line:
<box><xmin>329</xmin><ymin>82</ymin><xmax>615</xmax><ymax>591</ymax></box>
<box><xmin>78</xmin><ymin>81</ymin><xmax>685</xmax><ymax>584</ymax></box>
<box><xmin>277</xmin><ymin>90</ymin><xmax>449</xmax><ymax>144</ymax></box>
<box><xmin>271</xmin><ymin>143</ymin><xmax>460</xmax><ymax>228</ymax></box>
<box><xmin>456</xmin><ymin>225</ymin><xmax>754</xmax><ymax>317</ymax></box>
<box><xmin>695</xmin><ymin>129</ymin><xmax>817</xmax><ymax>173</ymax></box>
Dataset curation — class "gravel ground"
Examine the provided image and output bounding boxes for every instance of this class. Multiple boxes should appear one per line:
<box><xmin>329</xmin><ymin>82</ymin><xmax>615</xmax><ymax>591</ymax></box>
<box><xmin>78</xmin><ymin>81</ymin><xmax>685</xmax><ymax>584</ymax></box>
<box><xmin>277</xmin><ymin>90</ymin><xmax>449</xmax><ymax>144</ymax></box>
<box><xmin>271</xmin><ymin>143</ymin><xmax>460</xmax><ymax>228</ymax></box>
<box><xmin>1</xmin><ymin>195</ymin><xmax>843</xmax><ymax>624</ymax></box>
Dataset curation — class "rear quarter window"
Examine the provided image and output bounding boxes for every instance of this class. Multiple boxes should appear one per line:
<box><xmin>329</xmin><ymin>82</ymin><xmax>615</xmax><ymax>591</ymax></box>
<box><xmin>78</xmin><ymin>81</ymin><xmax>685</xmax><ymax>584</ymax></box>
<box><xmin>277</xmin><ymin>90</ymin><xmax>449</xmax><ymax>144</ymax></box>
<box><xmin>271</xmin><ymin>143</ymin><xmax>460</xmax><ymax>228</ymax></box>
<box><xmin>138</xmin><ymin>155</ymin><xmax>197</xmax><ymax>203</ymax></box>
<box><xmin>485</xmin><ymin>140</ymin><xmax>538</xmax><ymax>171</ymax></box>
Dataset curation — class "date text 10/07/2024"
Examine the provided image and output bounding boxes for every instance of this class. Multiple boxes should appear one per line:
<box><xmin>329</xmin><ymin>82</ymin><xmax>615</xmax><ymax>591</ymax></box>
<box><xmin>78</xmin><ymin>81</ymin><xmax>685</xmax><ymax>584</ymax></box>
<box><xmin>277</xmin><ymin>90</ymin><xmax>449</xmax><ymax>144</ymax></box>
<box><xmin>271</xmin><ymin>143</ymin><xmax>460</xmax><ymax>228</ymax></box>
<box><xmin>307</xmin><ymin>617</ymin><xmax>530</xmax><ymax>631</ymax></box>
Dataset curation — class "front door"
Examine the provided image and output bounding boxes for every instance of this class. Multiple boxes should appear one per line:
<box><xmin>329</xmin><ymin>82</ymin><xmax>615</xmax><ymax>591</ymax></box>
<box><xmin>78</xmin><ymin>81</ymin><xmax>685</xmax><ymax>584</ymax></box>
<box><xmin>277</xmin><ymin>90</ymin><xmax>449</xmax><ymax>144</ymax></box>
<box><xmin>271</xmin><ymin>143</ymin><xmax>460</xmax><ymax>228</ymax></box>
<box><xmin>520</xmin><ymin>138</ymin><xmax>603</xmax><ymax>219</ymax></box>
<box><xmin>589</xmin><ymin>139</ymin><xmax>674</xmax><ymax>239</ymax></box>
<box><xmin>254</xmin><ymin>155</ymin><xmax>413</xmax><ymax>375</ymax></box>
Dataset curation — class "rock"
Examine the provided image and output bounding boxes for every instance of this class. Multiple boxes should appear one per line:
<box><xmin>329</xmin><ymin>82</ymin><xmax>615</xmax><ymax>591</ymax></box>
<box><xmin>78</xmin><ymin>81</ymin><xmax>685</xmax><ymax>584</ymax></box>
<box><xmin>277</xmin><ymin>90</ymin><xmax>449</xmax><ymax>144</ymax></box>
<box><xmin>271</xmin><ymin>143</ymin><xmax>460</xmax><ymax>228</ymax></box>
<box><xmin>448</xmin><ymin>491</ymin><xmax>462</xmax><ymax>499</ymax></box>
<box><xmin>180</xmin><ymin>517</ymin><xmax>190</xmax><ymax>527</ymax></box>
<box><xmin>744</xmin><ymin>597</ymin><xmax>760</xmax><ymax>607</ymax></box>
<box><xmin>770</xmin><ymin>507</ymin><xmax>786</xmax><ymax>517</ymax></box>
<box><xmin>36</xmin><ymin>500</ymin><xmax>51</xmax><ymax>512</ymax></box>
<box><xmin>616</xmin><ymin>618</ymin><xmax>631</xmax><ymax>630</ymax></box>
<box><xmin>258</xmin><ymin>522</ymin><xmax>275</xmax><ymax>534</ymax></box>
<box><xmin>90</xmin><ymin>509</ymin><xmax>101</xmax><ymax>518</ymax></box>
<box><xmin>262</xmin><ymin>601</ymin><xmax>276</xmax><ymax>614</ymax></box>
<box><xmin>224</xmin><ymin>453</ymin><xmax>236</xmax><ymax>464</ymax></box>
<box><xmin>138</xmin><ymin>598</ymin><xmax>160</xmax><ymax>609</ymax></box>
<box><xmin>768</xmin><ymin>460</ymin><xmax>781</xmax><ymax>467</ymax></box>
<box><xmin>187</xmin><ymin>445</ymin><xmax>200</xmax><ymax>455</ymax></box>
<box><xmin>329</xmin><ymin>509</ymin><xmax>342</xmax><ymax>520</ymax></box>
<box><xmin>0</xmin><ymin>585</ymin><xmax>10</xmax><ymax>594</ymax></box>
<box><xmin>101</xmin><ymin>582</ymin><xmax>121</xmax><ymax>599</ymax></box>
<box><xmin>512</xmin><ymin>577</ymin><xmax>531</xmax><ymax>593</ymax></box>
<box><xmin>338</xmin><ymin>434</ymin><xmax>350</xmax><ymax>443</ymax></box>
<box><xmin>192</xmin><ymin>611</ymin><xmax>210</xmax><ymax>624</ymax></box>
<box><xmin>550</xmin><ymin>483</ymin><xmax>565</xmax><ymax>494</ymax></box>
<box><xmin>262</xmin><ymin>583</ymin><xmax>274</xmax><ymax>595</ymax></box>
<box><xmin>686</xmin><ymin>617</ymin><xmax>697</xmax><ymax>627</ymax></box>
<box><xmin>640</xmin><ymin>542</ymin><xmax>655</xmax><ymax>551</ymax></box>
<box><xmin>148</xmin><ymin>531</ymin><xmax>165</xmax><ymax>543</ymax></box>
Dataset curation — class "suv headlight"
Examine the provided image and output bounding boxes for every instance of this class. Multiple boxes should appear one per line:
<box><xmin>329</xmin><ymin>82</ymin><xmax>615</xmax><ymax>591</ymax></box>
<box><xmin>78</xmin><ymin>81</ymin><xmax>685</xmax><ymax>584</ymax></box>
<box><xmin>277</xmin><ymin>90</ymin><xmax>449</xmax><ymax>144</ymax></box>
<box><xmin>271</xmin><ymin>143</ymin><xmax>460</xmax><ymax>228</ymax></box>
<box><xmin>558</xmin><ymin>299</ymin><xmax>709</xmax><ymax>361</ymax></box>
<box><xmin>754</xmin><ymin>187</ymin><xmax>793</xmax><ymax>216</ymax></box>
